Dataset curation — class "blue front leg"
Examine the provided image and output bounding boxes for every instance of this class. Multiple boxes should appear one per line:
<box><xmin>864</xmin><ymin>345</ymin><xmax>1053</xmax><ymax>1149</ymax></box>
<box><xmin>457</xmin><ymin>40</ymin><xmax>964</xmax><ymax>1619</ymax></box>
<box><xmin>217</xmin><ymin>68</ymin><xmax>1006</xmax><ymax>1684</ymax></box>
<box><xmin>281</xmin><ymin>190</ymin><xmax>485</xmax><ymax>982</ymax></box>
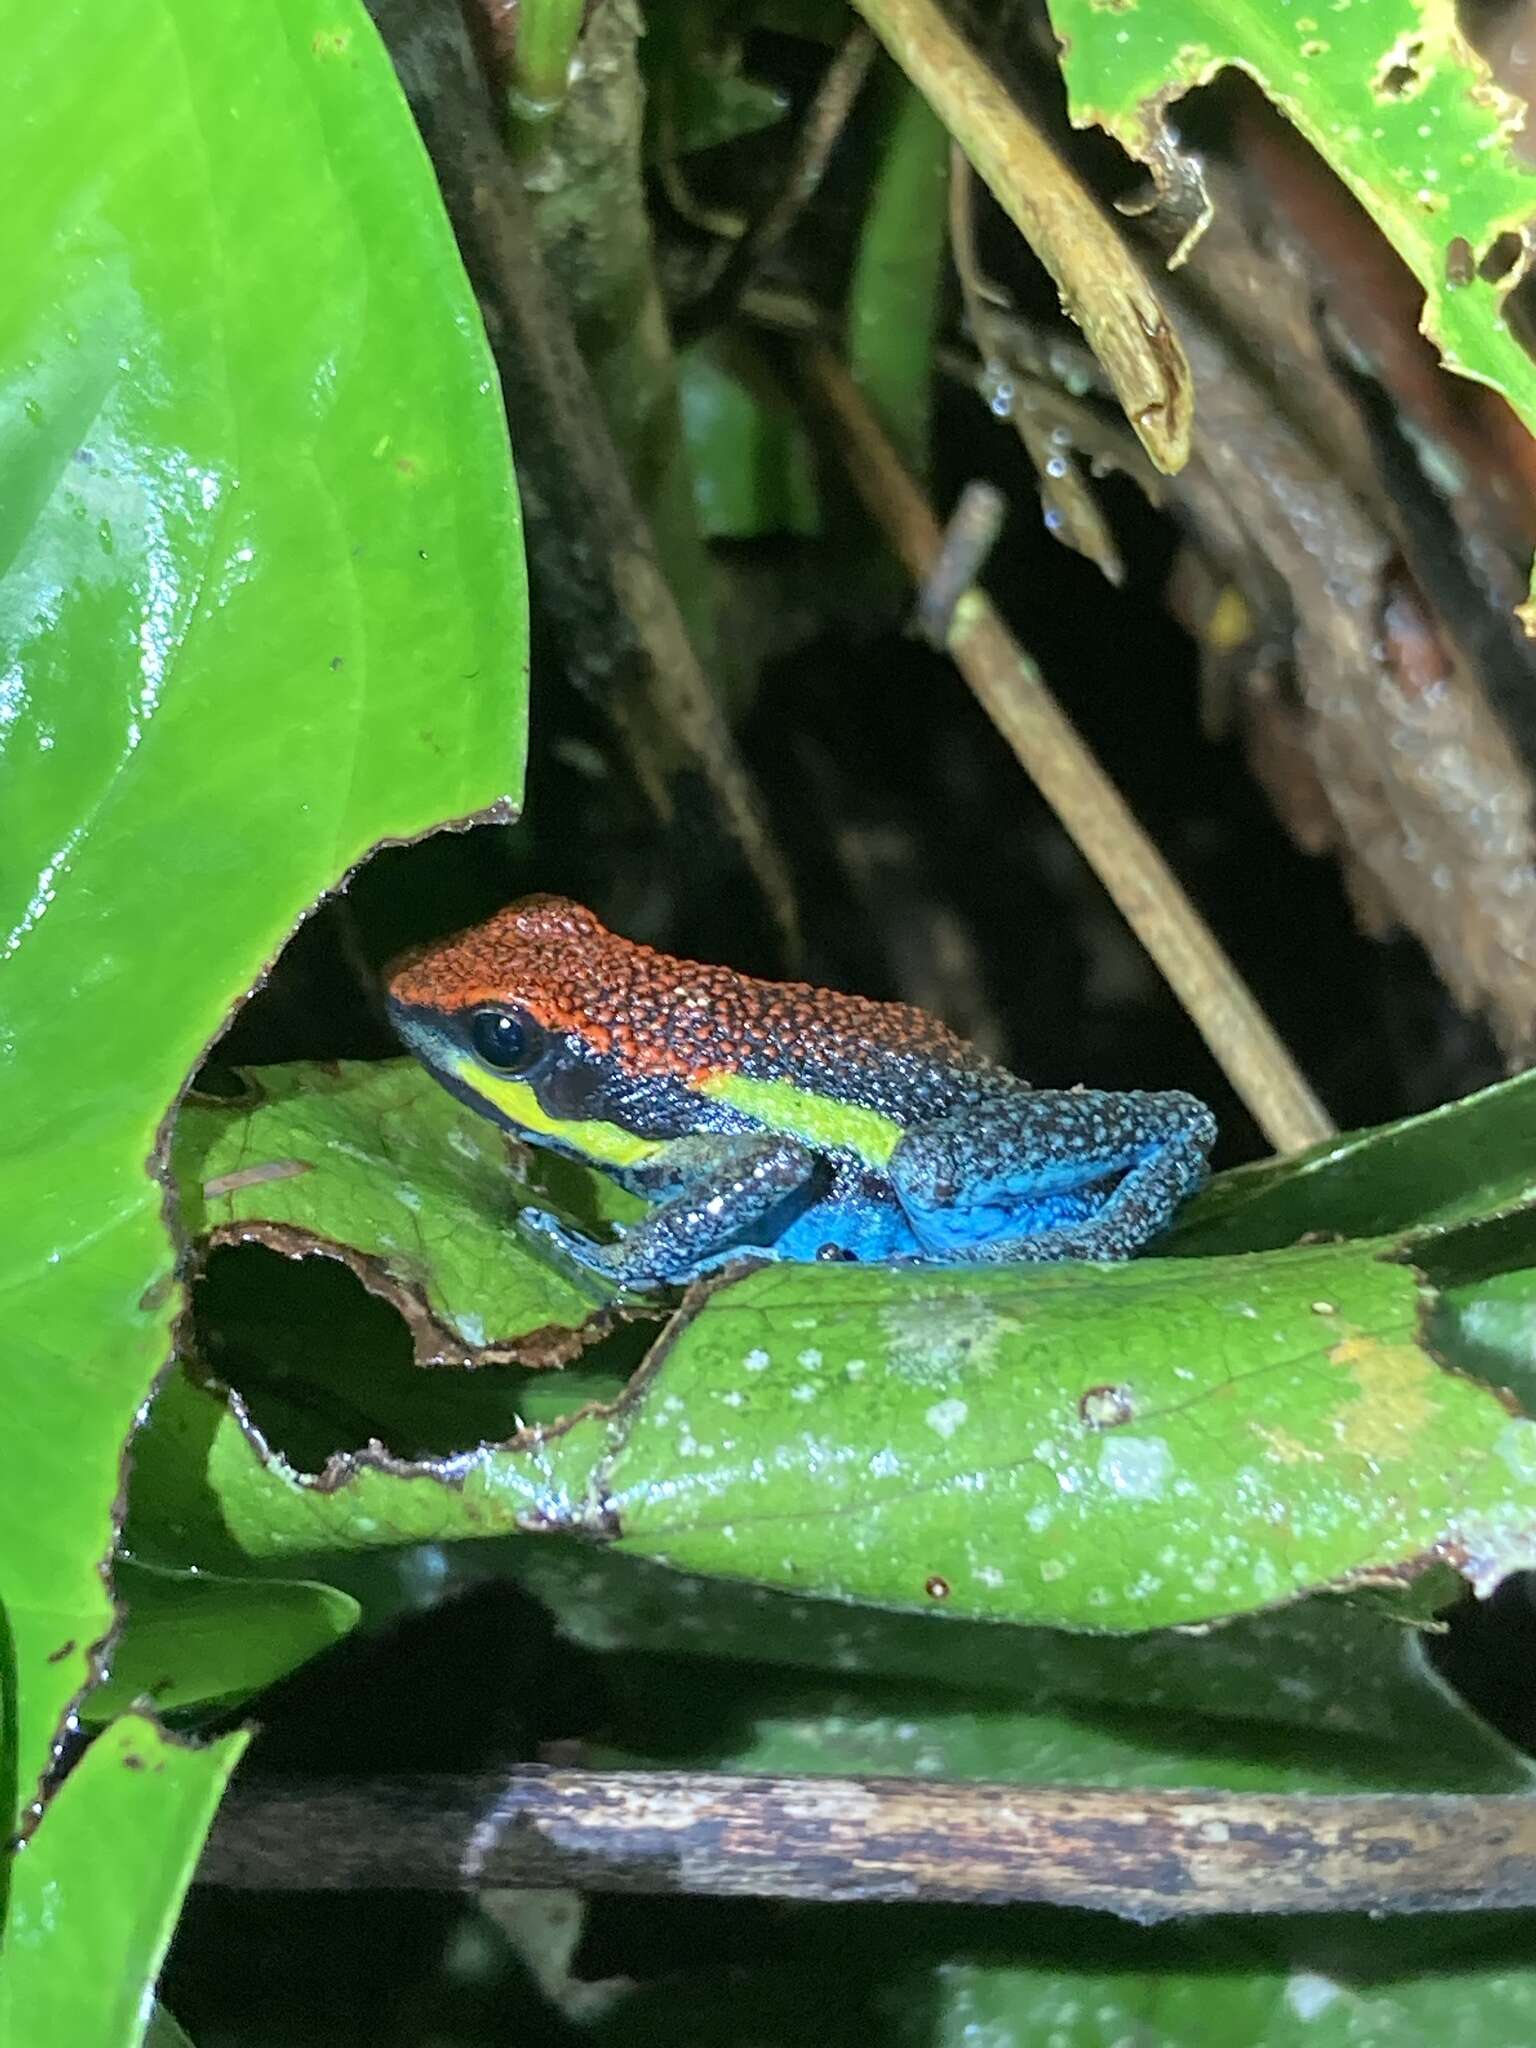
<box><xmin>890</xmin><ymin>1089</ymin><xmax>1216</xmax><ymax>1263</ymax></box>
<box><xmin>520</xmin><ymin>1132</ymin><xmax>823</xmax><ymax>1290</ymax></box>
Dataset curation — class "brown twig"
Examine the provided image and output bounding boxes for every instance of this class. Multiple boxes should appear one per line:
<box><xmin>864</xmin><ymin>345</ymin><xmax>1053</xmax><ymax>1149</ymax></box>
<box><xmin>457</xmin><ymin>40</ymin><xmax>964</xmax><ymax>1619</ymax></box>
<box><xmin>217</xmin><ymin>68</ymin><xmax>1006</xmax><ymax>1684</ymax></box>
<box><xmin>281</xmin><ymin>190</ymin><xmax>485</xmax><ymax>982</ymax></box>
<box><xmin>201</xmin><ymin>1767</ymin><xmax>1536</xmax><ymax>1920</ymax></box>
<box><xmin>676</xmin><ymin>26</ymin><xmax>879</xmax><ymax>346</ymax></box>
<box><xmin>370</xmin><ymin>0</ymin><xmax>799</xmax><ymax>953</ymax></box>
<box><xmin>792</xmin><ymin>340</ymin><xmax>1334</xmax><ymax>1153</ymax></box>
<box><xmin>912</xmin><ymin>480</ymin><xmax>1007</xmax><ymax>646</ymax></box>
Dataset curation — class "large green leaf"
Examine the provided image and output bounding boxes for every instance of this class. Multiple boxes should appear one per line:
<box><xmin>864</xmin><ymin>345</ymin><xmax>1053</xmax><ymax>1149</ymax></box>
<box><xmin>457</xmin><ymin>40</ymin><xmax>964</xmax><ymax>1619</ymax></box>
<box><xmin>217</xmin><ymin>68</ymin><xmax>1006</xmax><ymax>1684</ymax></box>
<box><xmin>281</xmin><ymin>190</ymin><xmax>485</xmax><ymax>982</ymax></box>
<box><xmin>141</xmin><ymin>1071</ymin><xmax>1536</xmax><ymax>1627</ymax></box>
<box><xmin>0</xmin><ymin>1717</ymin><xmax>247</xmax><ymax>2048</ymax></box>
<box><xmin>593</xmin><ymin>1250</ymin><xmax>1516</xmax><ymax>1623</ymax></box>
<box><xmin>1046</xmin><ymin>0</ymin><xmax>1536</xmax><ymax>461</ymax></box>
<box><xmin>0</xmin><ymin>0</ymin><xmax>524</xmax><ymax>2023</ymax></box>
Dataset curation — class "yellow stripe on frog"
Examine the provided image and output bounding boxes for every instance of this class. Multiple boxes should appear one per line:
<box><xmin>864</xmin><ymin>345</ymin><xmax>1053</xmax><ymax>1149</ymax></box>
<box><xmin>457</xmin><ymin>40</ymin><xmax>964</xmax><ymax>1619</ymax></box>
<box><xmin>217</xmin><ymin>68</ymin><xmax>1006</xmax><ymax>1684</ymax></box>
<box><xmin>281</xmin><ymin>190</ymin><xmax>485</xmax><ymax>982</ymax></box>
<box><xmin>699</xmin><ymin>1072</ymin><xmax>902</xmax><ymax>1167</ymax></box>
<box><xmin>446</xmin><ymin>1055</ymin><xmax>665</xmax><ymax>1169</ymax></box>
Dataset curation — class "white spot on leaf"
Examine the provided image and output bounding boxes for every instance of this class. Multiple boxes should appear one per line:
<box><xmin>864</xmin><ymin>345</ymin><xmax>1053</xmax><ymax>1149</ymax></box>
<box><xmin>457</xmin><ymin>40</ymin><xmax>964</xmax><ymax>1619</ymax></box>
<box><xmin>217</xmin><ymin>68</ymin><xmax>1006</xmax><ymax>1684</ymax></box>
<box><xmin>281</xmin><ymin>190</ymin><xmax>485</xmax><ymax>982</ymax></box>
<box><xmin>1098</xmin><ymin>1435</ymin><xmax>1173</xmax><ymax>1500</ymax></box>
<box><xmin>1284</xmin><ymin>1973</ymin><xmax>1342</xmax><ymax>2021</ymax></box>
<box><xmin>925</xmin><ymin>1398</ymin><xmax>969</xmax><ymax>1439</ymax></box>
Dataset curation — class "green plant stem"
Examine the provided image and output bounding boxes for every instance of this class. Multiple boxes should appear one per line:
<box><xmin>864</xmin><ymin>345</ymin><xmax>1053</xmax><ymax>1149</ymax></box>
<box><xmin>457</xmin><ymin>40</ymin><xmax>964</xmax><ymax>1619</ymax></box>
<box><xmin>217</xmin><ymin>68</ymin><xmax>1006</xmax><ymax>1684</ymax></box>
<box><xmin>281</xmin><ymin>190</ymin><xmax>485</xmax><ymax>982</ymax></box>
<box><xmin>522</xmin><ymin>0</ymin><xmax>722</xmax><ymax>681</ymax></box>
<box><xmin>508</xmin><ymin>0</ymin><xmax>585</xmax><ymax>127</ymax></box>
<box><xmin>377</xmin><ymin>0</ymin><xmax>799</xmax><ymax>951</ymax></box>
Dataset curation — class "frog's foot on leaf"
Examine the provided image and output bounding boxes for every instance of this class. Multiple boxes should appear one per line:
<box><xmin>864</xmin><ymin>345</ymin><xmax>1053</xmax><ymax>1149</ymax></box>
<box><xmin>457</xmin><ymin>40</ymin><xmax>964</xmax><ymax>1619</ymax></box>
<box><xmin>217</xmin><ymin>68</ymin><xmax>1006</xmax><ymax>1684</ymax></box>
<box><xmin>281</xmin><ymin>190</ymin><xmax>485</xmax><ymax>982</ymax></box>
<box><xmin>521</xmin><ymin>1133</ymin><xmax>819</xmax><ymax>1291</ymax></box>
<box><xmin>516</xmin><ymin>1208</ymin><xmax>634</xmax><ymax>1290</ymax></box>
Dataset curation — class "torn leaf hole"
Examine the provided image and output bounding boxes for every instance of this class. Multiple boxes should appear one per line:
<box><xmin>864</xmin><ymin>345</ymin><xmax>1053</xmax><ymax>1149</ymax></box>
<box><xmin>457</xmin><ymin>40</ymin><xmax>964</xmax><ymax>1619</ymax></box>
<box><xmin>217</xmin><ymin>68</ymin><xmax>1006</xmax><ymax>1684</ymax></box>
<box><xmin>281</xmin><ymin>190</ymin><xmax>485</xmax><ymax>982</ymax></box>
<box><xmin>1479</xmin><ymin>229</ymin><xmax>1526</xmax><ymax>287</ymax></box>
<box><xmin>1373</xmin><ymin>38</ymin><xmax>1425</xmax><ymax>100</ymax></box>
<box><xmin>186</xmin><ymin>1061</ymin><xmax>265</xmax><ymax>1109</ymax></box>
<box><xmin>189</xmin><ymin>1243</ymin><xmax>633</xmax><ymax>1472</ymax></box>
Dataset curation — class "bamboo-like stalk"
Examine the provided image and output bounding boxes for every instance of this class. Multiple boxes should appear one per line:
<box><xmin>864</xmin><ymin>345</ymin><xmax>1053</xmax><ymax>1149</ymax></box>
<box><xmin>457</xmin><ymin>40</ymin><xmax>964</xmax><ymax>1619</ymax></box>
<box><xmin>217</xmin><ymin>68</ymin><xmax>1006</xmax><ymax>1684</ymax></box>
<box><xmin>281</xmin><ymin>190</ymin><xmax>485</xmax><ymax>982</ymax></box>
<box><xmin>795</xmin><ymin>340</ymin><xmax>1334</xmax><ymax>1153</ymax></box>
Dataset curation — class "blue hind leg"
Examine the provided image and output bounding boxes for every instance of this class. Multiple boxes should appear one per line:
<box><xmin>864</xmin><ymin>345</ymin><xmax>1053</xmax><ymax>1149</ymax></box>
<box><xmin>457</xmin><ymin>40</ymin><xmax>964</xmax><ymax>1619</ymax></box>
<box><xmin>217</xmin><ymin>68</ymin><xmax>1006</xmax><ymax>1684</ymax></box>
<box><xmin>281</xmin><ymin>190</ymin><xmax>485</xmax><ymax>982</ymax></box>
<box><xmin>890</xmin><ymin>1089</ymin><xmax>1216</xmax><ymax>1263</ymax></box>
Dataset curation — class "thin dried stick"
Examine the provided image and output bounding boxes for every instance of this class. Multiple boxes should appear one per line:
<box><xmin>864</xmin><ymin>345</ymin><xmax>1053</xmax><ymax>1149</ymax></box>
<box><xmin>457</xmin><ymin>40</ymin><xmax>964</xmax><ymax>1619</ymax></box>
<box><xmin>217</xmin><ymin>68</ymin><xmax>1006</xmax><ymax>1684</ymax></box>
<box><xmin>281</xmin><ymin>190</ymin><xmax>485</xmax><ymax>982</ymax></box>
<box><xmin>949</xmin><ymin>146</ymin><xmax>1124</xmax><ymax>583</ymax></box>
<box><xmin>913</xmin><ymin>480</ymin><xmax>1008</xmax><ymax>645</ymax></box>
<box><xmin>201</xmin><ymin>1767</ymin><xmax>1536</xmax><ymax>1919</ymax></box>
<box><xmin>793</xmin><ymin>340</ymin><xmax>1334</xmax><ymax>1152</ymax></box>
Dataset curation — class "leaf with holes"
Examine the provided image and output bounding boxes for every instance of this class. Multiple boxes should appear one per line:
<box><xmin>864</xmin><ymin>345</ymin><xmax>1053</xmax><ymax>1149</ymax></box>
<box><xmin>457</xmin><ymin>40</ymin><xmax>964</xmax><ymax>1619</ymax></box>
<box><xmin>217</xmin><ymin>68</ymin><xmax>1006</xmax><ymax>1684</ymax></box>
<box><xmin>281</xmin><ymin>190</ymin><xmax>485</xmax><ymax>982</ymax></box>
<box><xmin>176</xmin><ymin>1061</ymin><xmax>632</xmax><ymax>1367</ymax></box>
<box><xmin>1045</xmin><ymin>0</ymin><xmax>1536</xmax><ymax>528</ymax></box>
<box><xmin>134</xmin><ymin>1228</ymin><xmax>1536</xmax><ymax>1635</ymax></box>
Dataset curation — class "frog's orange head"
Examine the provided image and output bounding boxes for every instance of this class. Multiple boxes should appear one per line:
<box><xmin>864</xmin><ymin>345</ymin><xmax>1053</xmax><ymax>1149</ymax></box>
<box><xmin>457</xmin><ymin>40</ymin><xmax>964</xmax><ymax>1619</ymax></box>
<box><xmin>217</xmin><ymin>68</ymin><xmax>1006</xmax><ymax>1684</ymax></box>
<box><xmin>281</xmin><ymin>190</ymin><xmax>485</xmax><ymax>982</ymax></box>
<box><xmin>388</xmin><ymin>893</ymin><xmax>984</xmax><ymax>1173</ymax></box>
<box><xmin>386</xmin><ymin>892</ymin><xmax>638</xmax><ymax>1070</ymax></box>
<box><xmin>384</xmin><ymin>895</ymin><xmax>684</xmax><ymax>1165</ymax></box>
<box><xmin>388</xmin><ymin>895</ymin><xmax>609</xmax><ymax>1028</ymax></box>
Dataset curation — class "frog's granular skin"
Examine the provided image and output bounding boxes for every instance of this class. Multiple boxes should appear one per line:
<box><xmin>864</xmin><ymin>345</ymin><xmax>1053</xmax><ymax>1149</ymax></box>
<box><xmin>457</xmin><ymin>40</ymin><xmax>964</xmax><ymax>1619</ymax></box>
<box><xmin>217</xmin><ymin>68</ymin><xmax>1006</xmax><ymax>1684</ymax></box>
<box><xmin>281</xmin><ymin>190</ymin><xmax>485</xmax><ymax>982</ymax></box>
<box><xmin>388</xmin><ymin>896</ymin><xmax>1219</xmax><ymax>1276</ymax></box>
<box><xmin>388</xmin><ymin>894</ymin><xmax>1010</xmax><ymax>1119</ymax></box>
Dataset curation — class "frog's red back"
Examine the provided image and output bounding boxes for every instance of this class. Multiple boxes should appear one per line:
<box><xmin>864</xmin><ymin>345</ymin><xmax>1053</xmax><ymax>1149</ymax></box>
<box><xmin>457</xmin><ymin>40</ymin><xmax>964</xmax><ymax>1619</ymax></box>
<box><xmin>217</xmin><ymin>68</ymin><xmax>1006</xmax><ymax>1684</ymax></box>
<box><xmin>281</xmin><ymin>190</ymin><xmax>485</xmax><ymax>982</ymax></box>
<box><xmin>388</xmin><ymin>894</ymin><xmax>998</xmax><ymax>1103</ymax></box>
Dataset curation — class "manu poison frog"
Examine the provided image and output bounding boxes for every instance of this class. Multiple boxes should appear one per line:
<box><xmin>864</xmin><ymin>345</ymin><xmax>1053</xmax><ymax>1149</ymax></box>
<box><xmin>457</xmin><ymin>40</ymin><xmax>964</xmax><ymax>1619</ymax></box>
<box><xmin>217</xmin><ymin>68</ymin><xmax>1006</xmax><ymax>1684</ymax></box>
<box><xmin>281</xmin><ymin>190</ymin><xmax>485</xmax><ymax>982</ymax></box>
<box><xmin>388</xmin><ymin>896</ymin><xmax>1217</xmax><ymax>1291</ymax></box>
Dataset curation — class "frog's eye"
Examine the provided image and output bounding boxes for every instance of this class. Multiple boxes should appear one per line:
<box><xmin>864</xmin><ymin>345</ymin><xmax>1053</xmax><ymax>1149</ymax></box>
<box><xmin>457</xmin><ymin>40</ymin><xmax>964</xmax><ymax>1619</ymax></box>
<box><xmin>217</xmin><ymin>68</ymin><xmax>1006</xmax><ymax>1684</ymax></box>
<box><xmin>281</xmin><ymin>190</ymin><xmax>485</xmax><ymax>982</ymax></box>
<box><xmin>469</xmin><ymin>1006</ymin><xmax>539</xmax><ymax>1073</ymax></box>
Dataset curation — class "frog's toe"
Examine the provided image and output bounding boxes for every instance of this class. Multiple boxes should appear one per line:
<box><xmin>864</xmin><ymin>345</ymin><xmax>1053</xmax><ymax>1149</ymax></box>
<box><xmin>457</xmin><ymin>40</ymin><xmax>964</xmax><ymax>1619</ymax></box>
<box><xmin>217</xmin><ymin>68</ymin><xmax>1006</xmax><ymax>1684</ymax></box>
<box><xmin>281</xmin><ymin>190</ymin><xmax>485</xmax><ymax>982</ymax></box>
<box><xmin>517</xmin><ymin>1207</ymin><xmax>615</xmax><ymax>1275</ymax></box>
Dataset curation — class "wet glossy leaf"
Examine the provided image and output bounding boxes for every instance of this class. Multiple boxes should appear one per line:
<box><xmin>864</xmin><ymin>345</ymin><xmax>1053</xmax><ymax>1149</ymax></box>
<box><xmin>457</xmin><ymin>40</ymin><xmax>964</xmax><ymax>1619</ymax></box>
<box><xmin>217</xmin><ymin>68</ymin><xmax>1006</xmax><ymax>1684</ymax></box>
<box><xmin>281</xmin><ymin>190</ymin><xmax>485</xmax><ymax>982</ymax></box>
<box><xmin>176</xmin><ymin>1061</ymin><xmax>624</xmax><ymax>1365</ymax></box>
<box><xmin>594</xmin><ymin>1251</ymin><xmax>1536</xmax><ymax>1626</ymax></box>
<box><xmin>0</xmin><ymin>0</ymin><xmax>524</xmax><ymax>2023</ymax></box>
<box><xmin>1</xmin><ymin>0</ymin><xmax>523</xmax><ymax>1811</ymax></box>
<box><xmin>136</xmin><ymin>1212</ymin><xmax>1536</xmax><ymax>1631</ymax></box>
<box><xmin>1047</xmin><ymin>0</ymin><xmax>1536</xmax><ymax>472</ymax></box>
<box><xmin>1</xmin><ymin>1717</ymin><xmax>246</xmax><ymax>2048</ymax></box>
